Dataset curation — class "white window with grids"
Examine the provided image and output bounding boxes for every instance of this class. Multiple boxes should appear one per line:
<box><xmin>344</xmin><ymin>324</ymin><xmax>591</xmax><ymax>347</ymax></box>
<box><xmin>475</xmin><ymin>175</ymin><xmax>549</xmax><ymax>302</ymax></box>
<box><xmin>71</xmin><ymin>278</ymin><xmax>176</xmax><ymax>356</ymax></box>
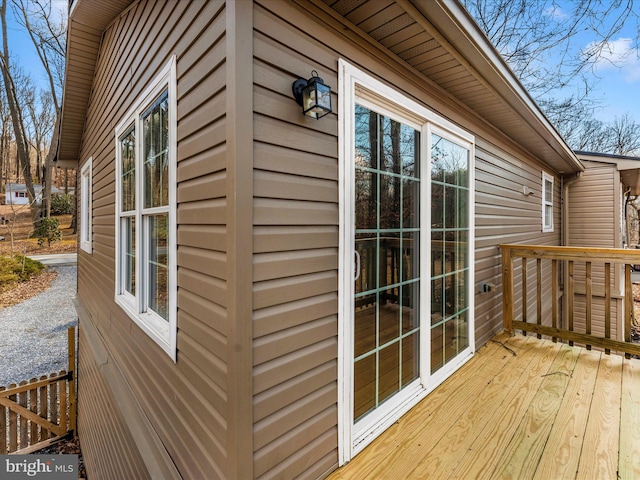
<box><xmin>80</xmin><ymin>157</ymin><xmax>92</xmax><ymax>253</ymax></box>
<box><xmin>542</xmin><ymin>172</ymin><xmax>554</xmax><ymax>232</ymax></box>
<box><xmin>115</xmin><ymin>56</ymin><xmax>177</xmax><ymax>360</ymax></box>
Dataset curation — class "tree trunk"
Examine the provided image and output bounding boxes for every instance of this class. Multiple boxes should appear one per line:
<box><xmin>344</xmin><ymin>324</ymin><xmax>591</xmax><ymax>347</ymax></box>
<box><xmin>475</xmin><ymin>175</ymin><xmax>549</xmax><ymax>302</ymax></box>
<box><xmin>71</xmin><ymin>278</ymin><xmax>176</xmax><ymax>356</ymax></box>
<box><xmin>0</xmin><ymin>0</ymin><xmax>37</xmax><ymax>225</ymax></box>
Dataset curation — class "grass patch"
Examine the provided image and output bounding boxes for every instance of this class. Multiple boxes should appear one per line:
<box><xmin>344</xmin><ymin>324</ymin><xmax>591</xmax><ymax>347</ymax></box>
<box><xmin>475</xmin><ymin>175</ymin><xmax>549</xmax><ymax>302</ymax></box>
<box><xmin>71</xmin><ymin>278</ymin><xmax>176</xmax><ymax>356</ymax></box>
<box><xmin>0</xmin><ymin>255</ymin><xmax>45</xmax><ymax>291</ymax></box>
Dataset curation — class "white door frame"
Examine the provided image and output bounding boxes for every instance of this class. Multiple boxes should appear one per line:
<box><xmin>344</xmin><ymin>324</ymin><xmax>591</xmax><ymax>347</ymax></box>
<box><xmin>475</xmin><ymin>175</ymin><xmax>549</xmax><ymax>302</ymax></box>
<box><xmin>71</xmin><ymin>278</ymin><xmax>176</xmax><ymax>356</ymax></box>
<box><xmin>337</xmin><ymin>59</ymin><xmax>476</xmax><ymax>464</ymax></box>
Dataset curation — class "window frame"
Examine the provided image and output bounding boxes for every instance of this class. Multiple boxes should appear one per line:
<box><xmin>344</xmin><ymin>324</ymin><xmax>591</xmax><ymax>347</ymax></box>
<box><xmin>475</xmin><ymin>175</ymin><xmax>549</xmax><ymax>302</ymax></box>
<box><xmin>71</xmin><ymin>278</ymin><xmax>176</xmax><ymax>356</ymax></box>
<box><xmin>114</xmin><ymin>56</ymin><xmax>177</xmax><ymax>360</ymax></box>
<box><xmin>80</xmin><ymin>157</ymin><xmax>92</xmax><ymax>253</ymax></box>
<box><xmin>542</xmin><ymin>172</ymin><xmax>554</xmax><ymax>232</ymax></box>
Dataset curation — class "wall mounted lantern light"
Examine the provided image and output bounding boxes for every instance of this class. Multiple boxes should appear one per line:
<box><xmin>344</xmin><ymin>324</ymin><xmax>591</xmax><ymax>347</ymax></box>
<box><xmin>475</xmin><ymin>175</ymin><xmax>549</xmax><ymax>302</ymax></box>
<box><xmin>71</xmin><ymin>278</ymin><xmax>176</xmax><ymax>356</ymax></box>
<box><xmin>292</xmin><ymin>70</ymin><xmax>332</xmax><ymax>119</ymax></box>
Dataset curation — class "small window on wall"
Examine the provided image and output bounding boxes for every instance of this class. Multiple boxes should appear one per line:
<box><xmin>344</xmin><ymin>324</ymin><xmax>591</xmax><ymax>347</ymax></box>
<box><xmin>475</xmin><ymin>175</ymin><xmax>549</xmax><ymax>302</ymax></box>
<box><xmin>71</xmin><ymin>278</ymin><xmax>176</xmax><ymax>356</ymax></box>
<box><xmin>542</xmin><ymin>172</ymin><xmax>554</xmax><ymax>232</ymax></box>
<box><xmin>80</xmin><ymin>158</ymin><xmax>92</xmax><ymax>253</ymax></box>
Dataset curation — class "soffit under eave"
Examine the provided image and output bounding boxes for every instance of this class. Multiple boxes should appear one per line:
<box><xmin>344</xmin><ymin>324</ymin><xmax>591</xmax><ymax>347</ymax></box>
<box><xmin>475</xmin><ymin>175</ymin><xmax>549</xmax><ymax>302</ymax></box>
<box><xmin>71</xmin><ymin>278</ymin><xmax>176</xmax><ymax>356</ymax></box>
<box><xmin>619</xmin><ymin>170</ymin><xmax>640</xmax><ymax>196</ymax></box>
<box><xmin>321</xmin><ymin>0</ymin><xmax>581</xmax><ymax>174</ymax></box>
<box><xmin>58</xmin><ymin>0</ymin><xmax>134</xmax><ymax>165</ymax></box>
<box><xmin>408</xmin><ymin>0</ymin><xmax>582</xmax><ymax>174</ymax></box>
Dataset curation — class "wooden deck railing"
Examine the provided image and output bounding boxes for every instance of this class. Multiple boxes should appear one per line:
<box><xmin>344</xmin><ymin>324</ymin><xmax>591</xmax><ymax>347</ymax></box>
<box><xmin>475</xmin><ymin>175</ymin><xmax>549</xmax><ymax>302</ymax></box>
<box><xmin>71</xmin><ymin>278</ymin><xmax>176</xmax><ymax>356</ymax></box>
<box><xmin>500</xmin><ymin>244</ymin><xmax>640</xmax><ymax>357</ymax></box>
<box><xmin>0</xmin><ymin>327</ymin><xmax>76</xmax><ymax>454</ymax></box>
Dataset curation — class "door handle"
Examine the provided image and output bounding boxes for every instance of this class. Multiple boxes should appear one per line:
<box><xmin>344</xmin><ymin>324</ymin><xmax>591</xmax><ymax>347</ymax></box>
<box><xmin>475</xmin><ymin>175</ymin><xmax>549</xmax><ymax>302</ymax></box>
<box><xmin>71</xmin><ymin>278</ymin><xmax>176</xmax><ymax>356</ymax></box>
<box><xmin>354</xmin><ymin>250</ymin><xmax>361</xmax><ymax>281</ymax></box>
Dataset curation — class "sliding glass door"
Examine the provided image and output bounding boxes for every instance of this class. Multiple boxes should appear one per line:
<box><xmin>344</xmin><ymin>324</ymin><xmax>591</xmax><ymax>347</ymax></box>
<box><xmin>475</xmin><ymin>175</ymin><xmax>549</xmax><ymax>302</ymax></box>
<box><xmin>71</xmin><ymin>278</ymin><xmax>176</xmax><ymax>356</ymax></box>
<box><xmin>339</xmin><ymin>59</ymin><xmax>474</xmax><ymax>462</ymax></box>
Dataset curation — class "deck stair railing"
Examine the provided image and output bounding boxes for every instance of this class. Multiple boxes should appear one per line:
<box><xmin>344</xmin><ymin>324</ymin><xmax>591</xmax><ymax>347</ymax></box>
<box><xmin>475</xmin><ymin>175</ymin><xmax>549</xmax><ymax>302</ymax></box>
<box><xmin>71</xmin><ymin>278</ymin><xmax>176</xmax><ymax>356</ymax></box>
<box><xmin>500</xmin><ymin>244</ymin><xmax>640</xmax><ymax>358</ymax></box>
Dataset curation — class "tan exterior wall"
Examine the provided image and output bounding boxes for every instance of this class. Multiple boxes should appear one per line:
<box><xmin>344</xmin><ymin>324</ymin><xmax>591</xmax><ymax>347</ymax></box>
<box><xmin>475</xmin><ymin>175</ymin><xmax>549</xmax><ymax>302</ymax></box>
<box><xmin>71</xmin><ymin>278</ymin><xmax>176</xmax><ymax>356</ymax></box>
<box><xmin>74</xmin><ymin>1</ymin><xmax>568</xmax><ymax>479</ymax></box>
<box><xmin>76</xmin><ymin>1</ymin><xmax>228</xmax><ymax>478</ymax></box>
<box><xmin>250</xmin><ymin>2</ymin><xmax>562</xmax><ymax>477</ymax></box>
<box><xmin>474</xmin><ymin>142</ymin><xmax>562</xmax><ymax>343</ymax></box>
<box><xmin>567</xmin><ymin>162</ymin><xmax>621</xmax><ymax>340</ymax></box>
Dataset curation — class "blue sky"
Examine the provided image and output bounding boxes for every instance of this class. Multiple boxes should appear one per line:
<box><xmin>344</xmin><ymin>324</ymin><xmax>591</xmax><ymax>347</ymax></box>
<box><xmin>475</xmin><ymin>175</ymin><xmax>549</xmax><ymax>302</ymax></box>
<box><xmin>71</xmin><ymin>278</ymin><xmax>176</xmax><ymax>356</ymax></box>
<box><xmin>5</xmin><ymin>1</ymin><xmax>639</xmax><ymax>129</ymax></box>
<box><xmin>4</xmin><ymin>0</ymin><xmax>66</xmax><ymax>91</ymax></box>
<box><xmin>537</xmin><ymin>1</ymin><xmax>640</xmax><ymax>124</ymax></box>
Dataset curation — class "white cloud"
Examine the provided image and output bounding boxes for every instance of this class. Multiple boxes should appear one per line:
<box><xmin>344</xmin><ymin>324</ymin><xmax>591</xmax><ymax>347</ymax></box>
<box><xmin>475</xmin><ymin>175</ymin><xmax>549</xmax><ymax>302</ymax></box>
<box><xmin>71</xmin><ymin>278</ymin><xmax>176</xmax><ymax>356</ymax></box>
<box><xmin>585</xmin><ymin>37</ymin><xmax>640</xmax><ymax>82</ymax></box>
<box><xmin>544</xmin><ymin>5</ymin><xmax>569</xmax><ymax>20</ymax></box>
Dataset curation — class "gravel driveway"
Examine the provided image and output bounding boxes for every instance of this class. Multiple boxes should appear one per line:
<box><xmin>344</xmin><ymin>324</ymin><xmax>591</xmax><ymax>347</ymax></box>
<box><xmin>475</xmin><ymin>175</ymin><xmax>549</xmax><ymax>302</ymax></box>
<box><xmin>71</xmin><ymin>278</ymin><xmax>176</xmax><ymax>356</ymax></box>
<box><xmin>0</xmin><ymin>265</ymin><xmax>77</xmax><ymax>386</ymax></box>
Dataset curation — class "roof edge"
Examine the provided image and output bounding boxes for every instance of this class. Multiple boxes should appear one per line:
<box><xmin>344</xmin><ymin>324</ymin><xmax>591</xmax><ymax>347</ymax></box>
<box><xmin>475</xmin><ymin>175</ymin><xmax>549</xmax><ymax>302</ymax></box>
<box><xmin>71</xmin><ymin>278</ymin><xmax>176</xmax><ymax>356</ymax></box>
<box><xmin>423</xmin><ymin>0</ymin><xmax>583</xmax><ymax>173</ymax></box>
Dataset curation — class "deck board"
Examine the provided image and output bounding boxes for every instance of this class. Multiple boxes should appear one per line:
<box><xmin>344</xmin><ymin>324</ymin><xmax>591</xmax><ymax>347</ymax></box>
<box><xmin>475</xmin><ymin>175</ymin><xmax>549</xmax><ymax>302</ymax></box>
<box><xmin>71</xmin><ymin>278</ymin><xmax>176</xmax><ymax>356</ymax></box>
<box><xmin>619</xmin><ymin>358</ymin><xmax>640</xmax><ymax>477</ymax></box>
<box><xmin>533</xmin><ymin>349</ymin><xmax>600</xmax><ymax>479</ymax></box>
<box><xmin>576</xmin><ymin>353</ymin><xmax>622</xmax><ymax>480</ymax></box>
<box><xmin>328</xmin><ymin>333</ymin><xmax>640</xmax><ymax>480</ymax></box>
<box><xmin>494</xmin><ymin>344</ymin><xmax>580</xmax><ymax>479</ymax></box>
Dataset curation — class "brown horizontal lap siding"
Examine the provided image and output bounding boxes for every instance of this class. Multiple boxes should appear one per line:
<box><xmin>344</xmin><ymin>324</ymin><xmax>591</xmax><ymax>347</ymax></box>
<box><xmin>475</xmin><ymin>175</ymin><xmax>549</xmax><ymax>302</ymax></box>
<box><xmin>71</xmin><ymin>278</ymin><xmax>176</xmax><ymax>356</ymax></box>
<box><xmin>567</xmin><ymin>164</ymin><xmax>621</xmax><ymax>340</ymax></box>
<box><xmin>474</xmin><ymin>142</ymin><xmax>561</xmax><ymax>346</ymax></box>
<box><xmin>77</xmin><ymin>323</ymin><xmax>150</xmax><ymax>480</ymax></box>
<box><xmin>252</xmin><ymin>2</ymin><xmax>339</xmax><ymax>479</ymax></box>
<box><xmin>76</xmin><ymin>0</ymin><xmax>228</xmax><ymax>478</ymax></box>
<box><xmin>253</xmin><ymin>1</ymin><xmax>567</xmax><ymax>478</ymax></box>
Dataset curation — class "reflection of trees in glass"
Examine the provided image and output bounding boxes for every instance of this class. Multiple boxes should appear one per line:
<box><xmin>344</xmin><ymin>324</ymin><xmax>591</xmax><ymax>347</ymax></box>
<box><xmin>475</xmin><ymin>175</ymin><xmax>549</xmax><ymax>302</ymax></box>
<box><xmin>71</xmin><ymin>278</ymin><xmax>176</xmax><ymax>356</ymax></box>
<box><xmin>431</xmin><ymin>134</ymin><xmax>468</xmax><ymax>230</ymax></box>
<box><xmin>430</xmin><ymin>133</ymin><xmax>470</xmax><ymax>369</ymax></box>
<box><xmin>354</xmin><ymin>105</ymin><xmax>419</xmax><ymax>231</ymax></box>
<box><xmin>353</xmin><ymin>104</ymin><xmax>420</xmax><ymax>314</ymax></box>
<box><xmin>143</xmin><ymin>91</ymin><xmax>169</xmax><ymax>209</ymax></box>
<box><xmin>120</xmin><ymin>128</ymin><xmax>136</xmax><ymax>212</ymax></box>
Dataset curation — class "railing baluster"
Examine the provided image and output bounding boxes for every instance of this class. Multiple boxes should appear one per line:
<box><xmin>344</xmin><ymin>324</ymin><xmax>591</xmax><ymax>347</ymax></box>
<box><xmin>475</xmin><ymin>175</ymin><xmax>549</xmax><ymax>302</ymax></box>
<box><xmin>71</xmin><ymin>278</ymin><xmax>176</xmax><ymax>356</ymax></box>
<box><xmin>625</xmin><ymin>263</ymin><xmax>632</xmax><ymax>360</ymax></box>
<box><xmin>502</xmin><ymin>246</ymin><xmax>514</xmax><ymax>334</ymax></box>
<box><xmin>18</xmin><ymin>381</ymin><xmax>27</xmax><ymax>448</ymax></box>
<box><xmin>568</xmin><ymin>260</ymin><xmax>574</xmax><ymax>346</ymax></box>
<box><xmin>8</xmin><ymin>383</ymin><xmax>16</xmax><ymax>452</ymax></box>
<box><xmin>537</xmin><ymin>258</ymin><xmax>542</xmax><ymax>339</ymax></box>
<box><xmin>552</xmin><ymin>259</ymin><xmax>557</xmax><ymax>343</ymax></box>
<box><xmin>0</xmin><ymin>386</ymin><xmax>5</xmax><ymax>454</ymax></box>
<box><xmin>605</xmin><ymin>263</ymin><xmax>611</xmax><ymax>355</ymax></box>
<box><xmin>522</xmin><ymin>258</ymin><xmax>528</xmax><ymax>336</ymax></box>
<box><xmin>39</xmin><ymin>375</ymin><xmax>48</xmax><ymax>441</ymax></box>
<box><xmin>586</xmin><ymin>262</ymin><xmax>592</xmax><ymax>351</ymax></box>
<box><xmin>29</xmin><ymin>378</ymin><xmax>37</xmax><ymax>446</ymax></box>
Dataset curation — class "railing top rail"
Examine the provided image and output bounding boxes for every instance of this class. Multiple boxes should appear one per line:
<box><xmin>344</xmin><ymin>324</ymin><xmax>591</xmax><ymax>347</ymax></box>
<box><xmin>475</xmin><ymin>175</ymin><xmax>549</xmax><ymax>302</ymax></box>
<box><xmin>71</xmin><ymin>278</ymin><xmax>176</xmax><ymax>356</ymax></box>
<box><xmin>499</xmin><ymin>244</ymin><xmax>640</xmax><ymax>263</ymax></box>
<box><xmin>0</xmin><ymin>372</ymin><xmax>70</xmax><ymax>398</ymax></box>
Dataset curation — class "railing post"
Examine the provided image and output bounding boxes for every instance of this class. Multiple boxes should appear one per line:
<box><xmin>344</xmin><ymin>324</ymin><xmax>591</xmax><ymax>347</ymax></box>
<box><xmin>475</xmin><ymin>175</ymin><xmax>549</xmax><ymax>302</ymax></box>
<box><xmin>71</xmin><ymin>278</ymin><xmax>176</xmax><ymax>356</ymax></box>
<box><xmin>552</xmin><ymin>259</ymin><xmax>558</xmax><ymax>343</ymax></box>
<box><xmin>522</xmin><ymin>257</ymin><xmax>528</xmax><ymax>335</ymax></box>
<box><xmin>68</xmin><ymin>326</ymin><xmax>77</xmax><ymax>436</ymax></box>
<box><xmin>536</xmin><ymin>258</ymin><xmax>542</xmax><ymax>339</ymax></box>
<box><xmin>586</xmin><ymin>262</ymin><xmax>592</xmax><ymax>350</ymax></box>
<box><xmin>502</xmin><ymin>245</ymin><xmax>514</xmax><ymax>334</ymax></box>
<box><xmin>605</xmin><ymin>263</ymin><xmax>611</xmax><ymax>355</ymax></box>
<box><xmin>568</xmin><ymin>260</ymin><xmax>574</xmax><ymax>346</ymax></box>
<box><xmin>625</xmin><ymin>264</ymin><xmax>632</xmax><ymax>360</ymax></box>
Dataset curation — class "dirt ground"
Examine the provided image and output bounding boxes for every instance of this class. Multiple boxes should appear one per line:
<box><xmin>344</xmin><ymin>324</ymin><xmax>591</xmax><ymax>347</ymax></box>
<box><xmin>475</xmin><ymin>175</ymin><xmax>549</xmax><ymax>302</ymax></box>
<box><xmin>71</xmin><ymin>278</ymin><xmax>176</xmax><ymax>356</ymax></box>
<box><xmin>0</xmin><ymin>204</ymin><xmax>76</xmax><ymax>308</ymax></box>
<box><xmin>0</xmin><ymin>204</ymin><xmax>76</xmax><ymax>256</ymax></box>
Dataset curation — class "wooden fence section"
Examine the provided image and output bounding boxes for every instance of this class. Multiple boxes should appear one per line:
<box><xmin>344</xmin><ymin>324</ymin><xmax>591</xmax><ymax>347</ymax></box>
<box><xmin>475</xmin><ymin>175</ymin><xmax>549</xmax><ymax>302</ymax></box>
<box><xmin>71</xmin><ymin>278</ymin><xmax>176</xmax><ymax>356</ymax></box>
<box><xmin>0</xmin><ymin>326</ymin><xmax>76</xmax><ymax>454</ymax></box>
<box><xmin>500</xmin><ymin>244</ymin><xmax>640</xmax><ymax>357</ymax></box>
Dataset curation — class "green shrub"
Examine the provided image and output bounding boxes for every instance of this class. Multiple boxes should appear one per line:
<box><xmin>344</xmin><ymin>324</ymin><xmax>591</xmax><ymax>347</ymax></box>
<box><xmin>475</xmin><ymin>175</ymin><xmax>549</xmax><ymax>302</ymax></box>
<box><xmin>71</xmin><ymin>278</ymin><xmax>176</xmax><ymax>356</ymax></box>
<box><xmin>33</xmin><ymin>217</ymin><xmax>62</xmax><ymax>247</ymax></box>
<box><xmin>0</xmin><ymin>255</ymin><xmax>44</xmax><ymax>288</ymax></box>
<box><xmin>50</xmin><ymin>194</ymin><xmax>75</xmax><ymax>215</ymax></box>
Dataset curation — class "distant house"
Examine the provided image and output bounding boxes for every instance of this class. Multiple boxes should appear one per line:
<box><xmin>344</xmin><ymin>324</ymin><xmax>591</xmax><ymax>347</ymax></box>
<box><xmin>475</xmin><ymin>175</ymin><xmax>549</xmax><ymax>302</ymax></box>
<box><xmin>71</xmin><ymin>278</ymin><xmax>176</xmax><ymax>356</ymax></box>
<box><xmin>3</xmin><ymin>183</ymin><xmax>67</xmax><ymax>206</ymax></box>
<box><xmin>58</xmin><ymin>1</ymin><xmax>589</xmax><ymax>478</ymax></box>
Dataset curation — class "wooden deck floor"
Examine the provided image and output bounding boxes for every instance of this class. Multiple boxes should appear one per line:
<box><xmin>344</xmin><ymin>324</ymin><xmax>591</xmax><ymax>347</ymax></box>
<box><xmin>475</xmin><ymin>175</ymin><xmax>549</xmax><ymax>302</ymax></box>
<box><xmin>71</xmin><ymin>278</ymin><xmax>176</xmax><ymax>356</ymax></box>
<box><xmin>328</xmin><ymin>333</ymin><xmax>640</xmax><ymax>480</ymax></box>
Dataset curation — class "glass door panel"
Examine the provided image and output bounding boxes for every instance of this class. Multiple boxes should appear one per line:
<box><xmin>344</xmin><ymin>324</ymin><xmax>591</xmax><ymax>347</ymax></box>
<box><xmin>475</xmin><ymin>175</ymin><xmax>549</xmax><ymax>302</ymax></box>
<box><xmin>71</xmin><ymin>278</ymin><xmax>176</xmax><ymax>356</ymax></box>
<box><xmin>353</xmin><ymin>104</ymin><xmax>420</xmax><ymax>423</ymax></box>
<box><xmin>430</xmin><ymin>133</ymin><xmax>470</xmax><ymax>374</ymax></box>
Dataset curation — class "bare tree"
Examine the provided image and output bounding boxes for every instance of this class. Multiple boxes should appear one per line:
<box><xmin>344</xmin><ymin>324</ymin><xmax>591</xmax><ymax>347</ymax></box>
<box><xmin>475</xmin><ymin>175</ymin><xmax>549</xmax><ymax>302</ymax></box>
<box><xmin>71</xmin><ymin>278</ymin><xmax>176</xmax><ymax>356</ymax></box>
<box><xmin>606</xmin><ymin>113</ymin><xmax>640</xmax><ymax>156</ymax></box>
<box><xmin>0</xmin><ymin>85</ymin><xmax>10</xmax><ymax>191</ymax></box>
<box><xmin>462</xmin><ymin>0</ymin><xmax>640</xmax><ymax>155</ymax></box>
<box><xmin>0</xmin><ymin>0</ymin><xmax>36</xmax><ymax>223</ymax></box>
<box><xmin>14</xmin><ymin>0</ymin><xmax>65</xmax><ymax>217</ymax></box>
<box><xmin>462</xmin><ymin>0</ymin><xmax>638</xmax><ymax>98</ymax></box>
